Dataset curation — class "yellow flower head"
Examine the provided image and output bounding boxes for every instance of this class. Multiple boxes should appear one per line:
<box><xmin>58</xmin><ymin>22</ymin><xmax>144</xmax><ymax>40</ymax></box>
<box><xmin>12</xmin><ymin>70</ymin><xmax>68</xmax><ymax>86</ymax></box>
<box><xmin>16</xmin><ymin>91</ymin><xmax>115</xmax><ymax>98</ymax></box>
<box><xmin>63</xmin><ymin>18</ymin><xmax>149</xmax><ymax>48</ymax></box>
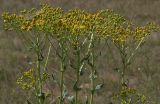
<box><xmin>16</xmin><ymin>69</ymin><xmax>35</xmax><ymax>90</ymax></box>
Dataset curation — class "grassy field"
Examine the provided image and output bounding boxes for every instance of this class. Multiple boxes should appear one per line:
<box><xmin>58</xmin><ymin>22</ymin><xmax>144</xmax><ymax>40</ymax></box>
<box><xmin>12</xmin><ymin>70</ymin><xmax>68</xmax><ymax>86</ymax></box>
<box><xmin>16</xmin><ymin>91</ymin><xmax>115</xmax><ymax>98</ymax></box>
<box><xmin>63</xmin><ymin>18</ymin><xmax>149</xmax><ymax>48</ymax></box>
<box><xmin>0</xmin><ymin>0</ymin><xmax>160</xmax><ymax>104</ymax></box>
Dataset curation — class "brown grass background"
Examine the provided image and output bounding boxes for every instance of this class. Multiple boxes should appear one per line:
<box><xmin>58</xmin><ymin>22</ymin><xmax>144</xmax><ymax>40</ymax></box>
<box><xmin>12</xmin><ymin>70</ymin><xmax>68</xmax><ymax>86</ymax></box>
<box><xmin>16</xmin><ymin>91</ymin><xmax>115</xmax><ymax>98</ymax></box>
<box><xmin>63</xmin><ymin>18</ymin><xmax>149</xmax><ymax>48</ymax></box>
<box><xmin>0</xmin><ymin>0</ymin><xmax>160</xmax><ymax>104</ymax></box>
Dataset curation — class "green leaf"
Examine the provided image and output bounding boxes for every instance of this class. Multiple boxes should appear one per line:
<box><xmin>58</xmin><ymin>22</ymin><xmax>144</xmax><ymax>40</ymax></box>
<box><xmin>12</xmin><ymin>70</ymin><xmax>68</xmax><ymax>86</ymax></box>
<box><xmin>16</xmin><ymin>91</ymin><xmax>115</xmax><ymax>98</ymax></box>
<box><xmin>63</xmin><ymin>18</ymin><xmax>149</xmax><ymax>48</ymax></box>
<box><xmin>113</xmin><ymin>67</ymin><xmax>120</xmax><ymax>73</ymax></box>
<box><xmin>27</xmin><ymin>100</ymin><xmax>32</xmax><ymax>104</ymax></box>
<box><xmin>37</xmin><ymin>92</ymin><xmax>45</xmax><ymax>103</ymax></box>
<box><xmin>85</xmin><ymin>96</ymin><xmax>89</xmax><ymax>104</ymax></box>
<box><xmin>52</xmin><ymin>74</ymin><xmax>60</xmax><ymax>87</ymax></box>
<box><xmin>73</xmin><ymin>81</ymin><xmax>81</xmax><ymax>91</ymax></box>
<box><xmin>81</xmin><ymin>54</ymin><xmax>90</xmax><ymax>62</ymax></box>
<box><xmin>89</xmin><ymin>72</ymin><xmax>97</xmax><ymax>80</ymax></box>
<box><xmin>95</xmin><ymin>83</ymin><xmax>104</xmax><ymax>90</ymax></box>
<box><xmin>63</xmin><ymin>90</ymin><xmax>68</xmax><ymax>98</ymax></box>
<box><xmin>79</xmin><ymin>68</ymin><xmax>84</xmax><ymax>76</ymax></box>
<box><xmin>67</xmin><ymin>96</ymin><xmax>74</xmax><ymax>102</ymax></box>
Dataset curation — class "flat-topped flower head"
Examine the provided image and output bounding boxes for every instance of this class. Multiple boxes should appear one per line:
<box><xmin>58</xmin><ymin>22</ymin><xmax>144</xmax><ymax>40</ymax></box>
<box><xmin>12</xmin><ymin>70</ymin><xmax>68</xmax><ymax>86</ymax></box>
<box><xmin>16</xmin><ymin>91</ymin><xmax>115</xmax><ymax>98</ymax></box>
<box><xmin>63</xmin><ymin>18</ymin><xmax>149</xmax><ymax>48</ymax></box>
<box><xmin>33</xmin><ymin>4</ymin><xmax>64</xmax><ymax>33</ymax></box>
<box><xmin>63</xmin><ymin>9</ymin><xmax>101</xmax><ymax>34</ymax></box>
<box><xmin>62</xmin><ymin>9</ymin><xmax>89</xmax><ymax>36</ymax></box>
<box><xmin>133</xmin><ymin>22</ymin><xmax>160</xmax><ymax>41</ymax></box>
<box><xmin>2</xmin><ymin>12</ymin><xmax>25</xmax><ymax>30</ymax></box>
<box><xmin>111</xmin><ymin>24</ymin><xmax>133</xmax><ymax>46</ymax></box>
<box><xmin>2</xmin><ymin>4</ymin><xmax>159</xmax><ymax>48</ymax></box>
<box><xmin>96</xmin><ymin>10</ymin><xmax>134</xmax><ymax>46</ymax></box>
<box><xmin>2</xmin><ymin>4</ymin><xmax>63</xmax><ymax>33</ymax></box>
<box><xmin>97</xmin><ymin>10</ymin><xmax>127</xmax><ymax>38</ymax></box>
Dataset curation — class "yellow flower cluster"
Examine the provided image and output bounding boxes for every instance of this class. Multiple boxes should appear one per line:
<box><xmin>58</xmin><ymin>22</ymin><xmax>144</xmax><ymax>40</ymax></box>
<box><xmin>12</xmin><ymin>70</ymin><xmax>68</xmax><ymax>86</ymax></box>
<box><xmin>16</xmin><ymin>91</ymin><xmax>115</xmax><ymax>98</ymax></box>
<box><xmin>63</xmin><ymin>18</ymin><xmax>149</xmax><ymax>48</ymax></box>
<box><xmin>63</xmin><ymin>9</ymin><xmax>87</xmax><ymax>35</ymax></box>
<box><xmin>16</xmin><ymin>68</ymin><xmax>49</xmax><ymax>90</ymax></box>
<box><xmin>114</xmin><ymin>87</ymin><xmax>147</xmax><ymax>103</ymax></box>
<box><xmin>62</xmin><ymin>9</ymin><xmax>103</xmax><ymax>36</ymax></box>
<box><xmin>2</xmin><ymin>4</ymin><xmax>63</xmax><ymax>33</ymax></box>
<box><xmin>97</xmin><ymin>10</ymin><xmax>126</xmax><ymax>36</ymax></box>
<box><xmin>2</xmin><ymin>12</ymin><xmax>25</xmax><ymax>30</ymax></box>
<box><xmin>16</xmin><ymin>69</ymin><xmax>35</xmax><ymax>90</ymax></box>
<box><xmin>134</xmin><ymin>23</ymin><xmax>159</xmax><ymax>41</ymax></box>
<box><xmin>34</xmin><ymin>4</ymin><xmax>63</xmax><ymax>33</ymax></box>
<box><xmin>97</xmin><ymin>10</ymin><xmax>134</xmax><ymax>45</ymax></box>
<box><xmin>2</xmin><ymin>4</ymin><xmax>159</xmax><ymax>46</ymax></box>
<box><xmin>42</xmin><ymin>72</ymin><xmax>50</xmax><ymax>82</ymax></box>
<box><xmin>112</xmin><ymin>25</ymin><xmax>133</xmax><ymax>45</ymax></box>
<box><xmin>21</xmin><ymin>18</ymin><xmax>45</xmax><ymax>31</ymax></box>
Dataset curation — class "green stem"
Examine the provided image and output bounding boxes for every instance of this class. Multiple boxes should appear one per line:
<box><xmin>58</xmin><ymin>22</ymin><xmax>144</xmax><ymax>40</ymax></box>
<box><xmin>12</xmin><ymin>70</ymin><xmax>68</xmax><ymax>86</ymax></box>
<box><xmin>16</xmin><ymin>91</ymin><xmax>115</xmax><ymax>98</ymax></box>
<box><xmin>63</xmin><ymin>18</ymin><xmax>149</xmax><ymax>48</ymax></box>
<box><xmin>90</xmin><ymin>51</ymin><xmax>95</xmax><ymax>104</ymax></box>
<box><xmin>75</xmin><ymin>48</ymin><xmax>81</xmax><ymax>104</ymax></box>
<box><xmin>59</xmin><ymin>62</ymin><xmax>64</xmax><ymax>104</ymax></box>
<box><xmin>89</xmin><ymin>33</ymin><xmax>95</xmax><ymax>104</ymax></box>
<box><xmin>127</xmin><ymin>38</ymin><xmax>144</xmax><ymax>64</ymax></box>
<box><xmin>90</xmin><ymin>70</ymin><xmax>94</xmax><ymax>104</ymax></box>
<box><xmin>43</xmin><ymin>44</ymin><xmax>51</xmax><ymax>71</ymax></box>
<box><xmin>121</xmin><ymin>56</ymin><xmax>126</xmax><ymax>88</ymax></box>
<box><xmin>36</xmin><ymin>36</ymin><xmax>44</xmax><ymax>104</ymax></box>
<box><xmin>59</xmin><ymin>43</ymin><xmax>65</xmax><ymax>104</ymax></box>
<box><xmin>120</xmin><ymin>45</ymin><xmax>127</xmax><ymax>89</ymax></box>
<box><xmin>37</xmin><ymin>55</ymin><xmax>43</xmax><ymax>104</ymax></box>
<box><xmin>120</xmin><ymin>38</ymin><xmax>144</xmax><ymax>88</ymax></box>
<box><xmin>58</xmin><ymin>40</ymin><xmax>67</xmax><ymax>104</ymax></box>
<box><xmin>90</xmin><ymin>84</ymin><xmax>94</xmax><ymax>104</ymax></box>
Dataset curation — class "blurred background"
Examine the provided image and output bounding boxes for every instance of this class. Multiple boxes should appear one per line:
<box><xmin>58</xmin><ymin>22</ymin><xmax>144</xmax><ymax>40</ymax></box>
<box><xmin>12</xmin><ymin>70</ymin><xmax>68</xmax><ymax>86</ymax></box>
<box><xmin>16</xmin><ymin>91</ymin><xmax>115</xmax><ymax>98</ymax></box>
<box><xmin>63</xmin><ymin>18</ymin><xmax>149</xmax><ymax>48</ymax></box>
<box><xmin>0</xmin><ymin>0</ymin><xmax>160</xmax><ymax>104</ymax></box>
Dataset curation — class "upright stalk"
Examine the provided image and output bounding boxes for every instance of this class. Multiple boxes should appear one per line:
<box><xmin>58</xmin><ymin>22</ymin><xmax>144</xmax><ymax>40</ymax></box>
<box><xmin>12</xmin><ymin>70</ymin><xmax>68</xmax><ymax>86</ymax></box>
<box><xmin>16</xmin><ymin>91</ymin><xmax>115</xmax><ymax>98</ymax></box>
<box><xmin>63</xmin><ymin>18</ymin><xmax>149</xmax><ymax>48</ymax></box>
<box><xmin>75</xmin><ymin>47</ymin><xmax>81</xmax><ymax>104</ymax></box>
<box><xmin>90</xmin><ymin>52</ymin><xmax>95</xmax><ymax>104</ymax></box>
<box><xmin>36</xmin><ymin>36</ymin><xmax>44</xmax><ymax>104</ymax></box>
<box><xmin>59</xmin><ymin>42</ymin><xmax>66</xmax><ymax>104</ymax></box>
<box><xmin>120</xmin><ymin>39</ymin><xmax>144</xmax><ymax>88</ymax></box>
<box><xmin>43</xmin><ymin>44</ymin><xmax>51</xmax><ymax>71</ymax></box>
<box><xmin>89</xmin><ymin>33</ymin><xmax>96</xmax><ymax>104</ymax></box>
<box><xmin>120</xmin><ymin>45</ymin><xmax>127</xmax><ymax>89</ymax></box>
<box><xmin>59</xmin><ymin>60</ymin><xmax>65</xmax><ymax>104</ymax></box>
